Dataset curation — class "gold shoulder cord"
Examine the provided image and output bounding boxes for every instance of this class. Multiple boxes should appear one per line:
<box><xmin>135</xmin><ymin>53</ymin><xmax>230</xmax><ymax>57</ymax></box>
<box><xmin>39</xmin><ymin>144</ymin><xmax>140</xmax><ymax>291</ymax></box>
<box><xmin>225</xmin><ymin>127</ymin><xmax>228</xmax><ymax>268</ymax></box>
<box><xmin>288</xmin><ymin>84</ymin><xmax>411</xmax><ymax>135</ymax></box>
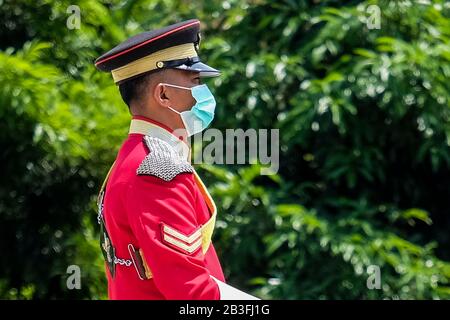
<box><xmin>97</xmin><ymin>161</ymin><xmax>116</xmax><ymax>207</ymax></box>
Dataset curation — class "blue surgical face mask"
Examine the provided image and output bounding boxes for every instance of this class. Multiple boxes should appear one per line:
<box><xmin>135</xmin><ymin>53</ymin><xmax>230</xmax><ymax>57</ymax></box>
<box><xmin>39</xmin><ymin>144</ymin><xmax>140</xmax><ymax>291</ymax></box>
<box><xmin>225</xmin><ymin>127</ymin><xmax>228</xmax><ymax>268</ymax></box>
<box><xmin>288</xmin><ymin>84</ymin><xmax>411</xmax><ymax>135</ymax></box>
<box><xmin>162</xmin><ymin>83</ymin><xmax>216</xmax><ymax>136</ymax></box>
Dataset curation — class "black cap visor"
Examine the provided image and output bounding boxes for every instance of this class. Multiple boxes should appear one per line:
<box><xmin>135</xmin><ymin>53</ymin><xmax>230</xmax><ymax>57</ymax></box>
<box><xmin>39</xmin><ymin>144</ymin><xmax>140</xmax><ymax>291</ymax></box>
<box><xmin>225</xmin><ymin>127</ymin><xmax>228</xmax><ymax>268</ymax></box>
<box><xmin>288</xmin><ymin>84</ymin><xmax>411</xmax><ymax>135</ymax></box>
<box><xmin>162</xmin><ymin>57</ymin><xmax>220</xmax><ymax>77</ymax></box>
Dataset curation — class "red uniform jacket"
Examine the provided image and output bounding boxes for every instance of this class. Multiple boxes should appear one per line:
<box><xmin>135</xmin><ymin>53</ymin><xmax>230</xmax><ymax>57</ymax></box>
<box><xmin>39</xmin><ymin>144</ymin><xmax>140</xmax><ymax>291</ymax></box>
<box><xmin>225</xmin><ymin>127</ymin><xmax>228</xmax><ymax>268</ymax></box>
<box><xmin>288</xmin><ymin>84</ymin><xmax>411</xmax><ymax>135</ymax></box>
<box><xmin>101</xmin><ymin>116</ymin><xmax>225</xmax><ymax>299</ymax></box>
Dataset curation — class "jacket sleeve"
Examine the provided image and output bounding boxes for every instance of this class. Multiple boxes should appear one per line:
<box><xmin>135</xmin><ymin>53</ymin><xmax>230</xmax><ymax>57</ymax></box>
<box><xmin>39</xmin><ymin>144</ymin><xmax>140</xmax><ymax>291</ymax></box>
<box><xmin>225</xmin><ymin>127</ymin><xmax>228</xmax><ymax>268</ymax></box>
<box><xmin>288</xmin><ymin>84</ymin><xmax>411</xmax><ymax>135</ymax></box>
<box><xmin>124</xmin><ymin>173</ymin><xmax>220</xmax><ymax>300</ymax></box>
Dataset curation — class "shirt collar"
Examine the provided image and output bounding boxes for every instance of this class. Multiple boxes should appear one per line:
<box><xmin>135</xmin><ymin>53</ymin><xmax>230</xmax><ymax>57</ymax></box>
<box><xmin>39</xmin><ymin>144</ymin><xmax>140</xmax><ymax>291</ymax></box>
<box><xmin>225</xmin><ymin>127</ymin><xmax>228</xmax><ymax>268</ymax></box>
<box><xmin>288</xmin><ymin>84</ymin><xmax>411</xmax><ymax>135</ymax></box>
<box><xmin>129</xmin><ymin>116</ymin><xmax>190</xmax><ymax>162</ymax></box>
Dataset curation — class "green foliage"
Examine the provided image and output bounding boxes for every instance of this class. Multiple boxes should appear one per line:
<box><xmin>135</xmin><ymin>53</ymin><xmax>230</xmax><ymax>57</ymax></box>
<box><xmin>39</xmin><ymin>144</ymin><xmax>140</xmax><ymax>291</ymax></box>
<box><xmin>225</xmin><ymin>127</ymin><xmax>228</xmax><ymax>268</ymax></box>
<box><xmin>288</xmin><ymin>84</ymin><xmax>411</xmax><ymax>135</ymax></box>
<box><xmin>199</xmin><ymin>163</ymin><xmax>450</xmax><ymax>299</ymax></box>
<box><xmin>0</xmin><ymin>0</ymin><xmax>449</xmax><ymax>299</ymax></box>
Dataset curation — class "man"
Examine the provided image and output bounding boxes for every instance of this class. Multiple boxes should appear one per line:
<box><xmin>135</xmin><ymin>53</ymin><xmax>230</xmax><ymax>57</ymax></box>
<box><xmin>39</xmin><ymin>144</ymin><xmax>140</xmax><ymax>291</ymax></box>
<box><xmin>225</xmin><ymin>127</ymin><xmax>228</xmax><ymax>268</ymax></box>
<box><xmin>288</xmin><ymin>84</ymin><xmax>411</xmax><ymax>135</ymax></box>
<box><xmin>95</xmin><ymin>19</ymin><xmax>258</xmax><ymax>300</ymax></box>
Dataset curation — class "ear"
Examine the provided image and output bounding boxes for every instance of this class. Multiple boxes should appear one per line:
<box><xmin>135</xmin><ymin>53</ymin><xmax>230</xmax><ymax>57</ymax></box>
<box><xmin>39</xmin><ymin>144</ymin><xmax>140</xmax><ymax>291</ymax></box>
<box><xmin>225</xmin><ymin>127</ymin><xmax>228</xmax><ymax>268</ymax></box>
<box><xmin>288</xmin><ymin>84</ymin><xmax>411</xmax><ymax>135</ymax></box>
<box><xmin>153</xmin><ymin>83</ymin><xmax>171</xmax><ymax>108</ymax></box>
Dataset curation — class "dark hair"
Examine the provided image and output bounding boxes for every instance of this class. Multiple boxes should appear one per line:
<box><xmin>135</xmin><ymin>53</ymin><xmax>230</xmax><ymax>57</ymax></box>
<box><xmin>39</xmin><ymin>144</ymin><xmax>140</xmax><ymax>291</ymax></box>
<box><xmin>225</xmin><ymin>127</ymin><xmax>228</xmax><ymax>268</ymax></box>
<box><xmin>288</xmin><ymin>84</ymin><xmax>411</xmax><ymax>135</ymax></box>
<box><xmin>118</xmin><ymin>71</ymin><xmax>156</xmax><ymax>108</ymax></box>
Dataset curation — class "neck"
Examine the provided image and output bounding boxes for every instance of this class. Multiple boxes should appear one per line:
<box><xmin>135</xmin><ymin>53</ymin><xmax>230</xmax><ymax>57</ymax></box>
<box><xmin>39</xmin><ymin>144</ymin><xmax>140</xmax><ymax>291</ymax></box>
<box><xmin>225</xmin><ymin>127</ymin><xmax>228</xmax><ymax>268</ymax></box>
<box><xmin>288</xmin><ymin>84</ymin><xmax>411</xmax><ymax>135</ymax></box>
<box><xmin>131</xmin><ymin>106</ymin><xmax>188</xmax><ymax>142</ymax></box>
<box><xmin>129</xmin><ymin>116</ymin><xmax>191</xmax><ymax>162</ymax></box>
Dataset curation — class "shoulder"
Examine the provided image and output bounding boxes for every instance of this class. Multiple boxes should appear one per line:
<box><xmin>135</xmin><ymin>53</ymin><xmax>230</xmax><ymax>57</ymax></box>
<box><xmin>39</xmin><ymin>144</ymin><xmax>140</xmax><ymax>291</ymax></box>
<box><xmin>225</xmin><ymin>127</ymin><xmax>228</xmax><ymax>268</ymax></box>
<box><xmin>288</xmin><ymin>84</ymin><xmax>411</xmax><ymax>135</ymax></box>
<box><xmin>136</xmin><ymin>135</ymin><xmax>193</xmax><ymax>182</ymax></box>
<box><xmin>109</xmin><ymin>134</ymin><xmax>193</xmax><ymax>188</ymax></box>
<box><xmin>124</xmin><ymin>136</ymin><xmax>197</xmax><ymax>215</ymax></box>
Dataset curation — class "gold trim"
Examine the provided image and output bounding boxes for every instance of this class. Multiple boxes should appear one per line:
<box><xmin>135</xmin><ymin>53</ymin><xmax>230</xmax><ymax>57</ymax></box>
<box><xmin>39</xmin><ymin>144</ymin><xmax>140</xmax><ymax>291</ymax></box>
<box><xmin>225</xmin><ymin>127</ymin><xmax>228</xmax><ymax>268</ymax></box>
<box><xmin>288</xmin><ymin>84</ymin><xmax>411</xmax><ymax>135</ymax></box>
<box><xmin>194</xmin><ymin>171</ymin><xmax>217</xmax><ymax>214</ymax></box>
<box><xmin>97</xmin><ymin>161</ymin><xmax>116</xmax><ymax>206</ymax></box>
<box><xmin>194</xmin><ymin>171</ymin><xmax>218</xmax><ymax>254</ymax></box>
<box><xmin>139</xmin><ymin>249</ymin><xmax>153</xmax><ymax>279</ymax></box>
<box><xmin>112</xmin><ymin>43</ymin><xmax>198</xmax><ymax>83</ymax></box>
<box><xmin>201</xmin><ymin>215</ymin><xmax>216</xmax><ymax>254</ymax></box>
<box><xmin>163</xmin><ymin>225</ymin><xmax>201</xmax><ymax>244</ymax></box>
<box><xmin>163</xmin><ymin>233</ymin><xmax>202</xmax><ymax>253</ymax></box>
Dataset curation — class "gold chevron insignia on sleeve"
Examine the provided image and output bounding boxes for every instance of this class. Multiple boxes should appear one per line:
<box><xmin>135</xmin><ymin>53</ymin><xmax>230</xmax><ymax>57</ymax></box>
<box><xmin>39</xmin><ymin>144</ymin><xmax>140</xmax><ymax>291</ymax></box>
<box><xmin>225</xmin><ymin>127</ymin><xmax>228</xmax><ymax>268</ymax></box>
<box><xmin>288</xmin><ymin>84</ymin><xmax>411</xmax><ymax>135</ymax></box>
<box><xmin>161</xmin><ymin>223</ymin><xmax>202</xmax><ymax>254</ymax></box>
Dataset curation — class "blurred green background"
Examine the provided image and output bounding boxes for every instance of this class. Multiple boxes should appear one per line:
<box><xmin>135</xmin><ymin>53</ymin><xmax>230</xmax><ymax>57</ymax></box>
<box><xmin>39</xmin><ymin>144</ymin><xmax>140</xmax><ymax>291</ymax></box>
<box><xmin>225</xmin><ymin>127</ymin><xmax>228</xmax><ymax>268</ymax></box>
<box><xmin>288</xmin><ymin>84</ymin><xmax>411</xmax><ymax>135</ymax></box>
<box><xmin>0</xmin><ymin>0</ymin><xmax>449</xmax><ymax>299</ymax></box>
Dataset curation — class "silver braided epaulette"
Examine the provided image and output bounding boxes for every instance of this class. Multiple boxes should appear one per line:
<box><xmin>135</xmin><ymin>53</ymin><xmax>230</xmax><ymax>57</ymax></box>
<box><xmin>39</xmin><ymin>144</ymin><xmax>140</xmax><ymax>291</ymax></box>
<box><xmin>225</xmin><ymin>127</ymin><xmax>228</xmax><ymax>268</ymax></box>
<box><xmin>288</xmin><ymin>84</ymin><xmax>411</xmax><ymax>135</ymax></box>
<box><xmin>136</xmin><ymin>136</ymin><xmax>193</xmax><ymax>181</ymax></box>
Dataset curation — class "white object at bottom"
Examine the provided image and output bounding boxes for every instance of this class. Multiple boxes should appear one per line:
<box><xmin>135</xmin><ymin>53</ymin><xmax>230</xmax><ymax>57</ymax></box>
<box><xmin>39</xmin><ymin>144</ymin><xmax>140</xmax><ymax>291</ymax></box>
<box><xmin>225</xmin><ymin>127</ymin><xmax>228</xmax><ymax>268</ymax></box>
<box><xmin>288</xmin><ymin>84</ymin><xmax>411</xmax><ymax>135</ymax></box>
<box><xmin>210</xmin><ymin>276</ymin><xmax>260</xmax><ymax>300</ymax></box>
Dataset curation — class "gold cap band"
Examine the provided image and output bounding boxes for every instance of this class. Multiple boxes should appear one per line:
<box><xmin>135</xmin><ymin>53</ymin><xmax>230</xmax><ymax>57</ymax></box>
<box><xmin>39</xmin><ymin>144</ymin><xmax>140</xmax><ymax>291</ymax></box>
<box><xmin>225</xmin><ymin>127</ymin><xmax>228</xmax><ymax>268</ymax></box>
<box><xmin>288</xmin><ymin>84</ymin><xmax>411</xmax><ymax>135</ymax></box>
<box><xmin>111</xmin><ymin>43</ymin><xmax>198</xmax><ymax>83</ymax></box>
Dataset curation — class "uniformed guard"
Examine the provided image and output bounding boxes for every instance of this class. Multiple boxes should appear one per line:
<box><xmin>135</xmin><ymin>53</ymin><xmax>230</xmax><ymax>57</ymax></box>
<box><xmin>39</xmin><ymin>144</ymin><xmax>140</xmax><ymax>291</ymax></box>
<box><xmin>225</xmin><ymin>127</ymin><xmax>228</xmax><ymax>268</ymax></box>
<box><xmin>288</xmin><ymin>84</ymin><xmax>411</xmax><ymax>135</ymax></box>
<box><xmin>95</xmin><ymin>19</ymin><xmax>258</xmax><ymax>300</ymax></box>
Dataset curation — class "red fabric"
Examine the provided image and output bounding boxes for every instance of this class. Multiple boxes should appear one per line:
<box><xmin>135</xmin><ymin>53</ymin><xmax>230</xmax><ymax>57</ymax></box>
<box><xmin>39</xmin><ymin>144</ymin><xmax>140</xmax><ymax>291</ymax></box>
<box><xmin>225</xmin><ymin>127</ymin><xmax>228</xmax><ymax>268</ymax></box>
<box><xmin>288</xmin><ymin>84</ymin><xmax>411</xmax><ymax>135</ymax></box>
<box><xmin>103</xmin><ymin>120</ymin><xmax>224</xmax><ymax>300</ymax></box>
